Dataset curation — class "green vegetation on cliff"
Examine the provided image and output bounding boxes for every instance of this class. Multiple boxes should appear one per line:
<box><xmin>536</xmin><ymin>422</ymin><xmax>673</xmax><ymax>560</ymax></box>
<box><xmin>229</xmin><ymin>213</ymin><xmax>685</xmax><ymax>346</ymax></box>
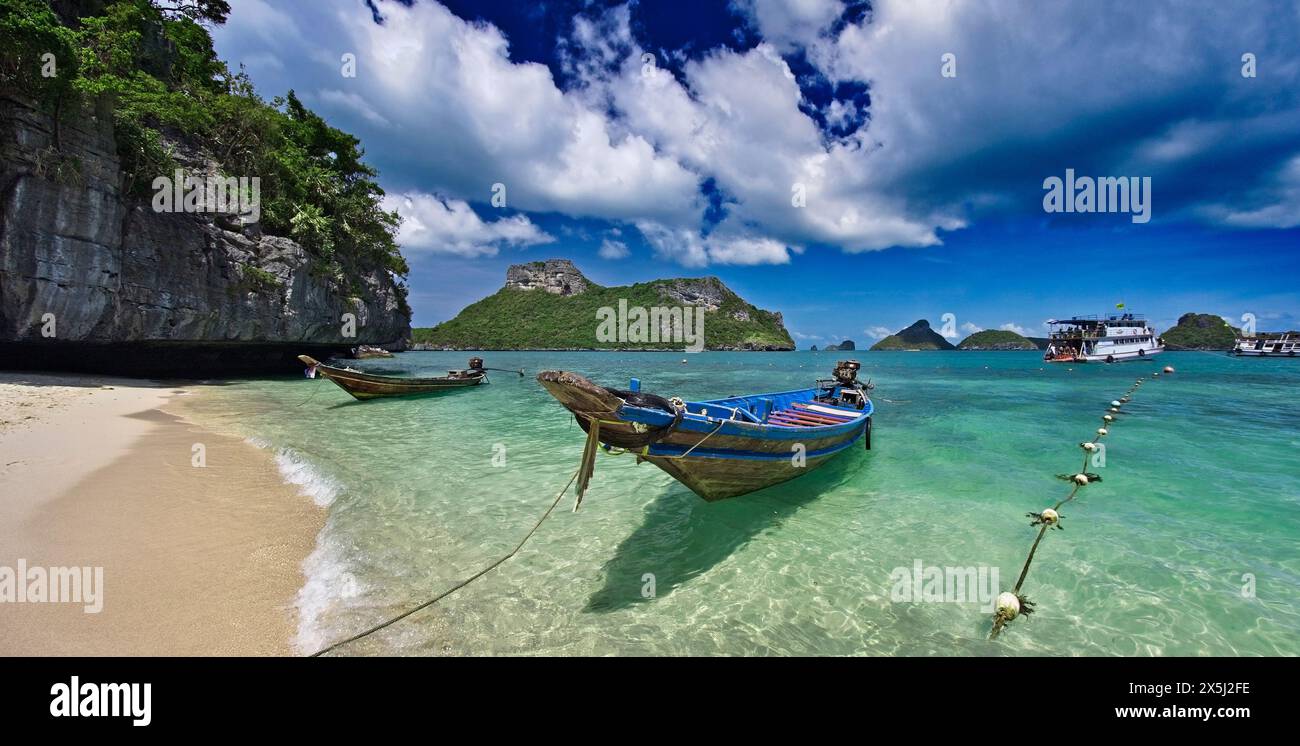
<box><xmin>957</xmin><ymin>329</ymin><xmax>1037</xmax><ymax>350</ymax></box>
<box><xmin>1161</xmin><ymin>313</ymin><xmax>1238</xmax><ymax>349</ymax></box>
<box><xmin>412</xmin><ymin>264</ymin><xmax>793</xmax><ymax>350</ymax></box>
<box><xmin>1</xmin><ymin>0</ymin><xmax>408</xmax><ymax>312</ymax></box>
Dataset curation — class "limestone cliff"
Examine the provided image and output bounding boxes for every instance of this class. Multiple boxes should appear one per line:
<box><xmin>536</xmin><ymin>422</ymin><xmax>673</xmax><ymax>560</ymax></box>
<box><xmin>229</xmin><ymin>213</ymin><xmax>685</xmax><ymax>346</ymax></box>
<box><xmin>0</xmin><ymin>94</ymin><xmax>410</xmax><ymax>375</ymax></box>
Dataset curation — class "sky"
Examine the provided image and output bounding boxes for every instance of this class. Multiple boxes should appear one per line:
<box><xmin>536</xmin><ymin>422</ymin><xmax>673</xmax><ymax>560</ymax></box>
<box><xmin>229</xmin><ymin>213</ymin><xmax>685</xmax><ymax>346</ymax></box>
<box><xmin>211</xmin><ymin>0</ymin><xmax>1300</xmax><ymax>344</ymax></box>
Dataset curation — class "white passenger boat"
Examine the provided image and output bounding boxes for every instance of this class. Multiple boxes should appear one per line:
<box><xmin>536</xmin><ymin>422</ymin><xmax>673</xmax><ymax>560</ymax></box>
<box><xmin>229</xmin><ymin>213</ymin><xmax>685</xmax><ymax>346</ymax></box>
<box><xmin>1044</xmin><ymin>314</ymin><xmax>1164</xmax><ymax>363</ymax></box>
<box><xmin>1230</xmin><ymin>333</ymin><xmax>1299</xmax><ymax>357</ymax></box>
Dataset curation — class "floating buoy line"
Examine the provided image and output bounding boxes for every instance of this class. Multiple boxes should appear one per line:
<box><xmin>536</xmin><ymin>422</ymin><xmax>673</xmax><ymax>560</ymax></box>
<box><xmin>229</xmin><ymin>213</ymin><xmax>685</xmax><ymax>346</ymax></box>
<box><xmin>989</xmin><ymin>364</ymin><xmax>1177</xmax><ymax>640</ymax></box>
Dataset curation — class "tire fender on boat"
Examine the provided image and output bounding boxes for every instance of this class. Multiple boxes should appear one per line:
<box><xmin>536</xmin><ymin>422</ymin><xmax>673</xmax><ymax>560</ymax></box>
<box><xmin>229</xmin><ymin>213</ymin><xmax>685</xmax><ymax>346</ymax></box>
<box><xmin>864</xmin><ymin>416</ymin><xmax>872</xmax><ymax>451</ymax></box>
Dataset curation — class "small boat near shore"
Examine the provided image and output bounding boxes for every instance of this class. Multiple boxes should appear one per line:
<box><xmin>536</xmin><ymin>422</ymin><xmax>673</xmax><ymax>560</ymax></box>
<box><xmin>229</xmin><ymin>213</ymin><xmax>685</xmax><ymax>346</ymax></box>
<box><xmin>351</xmin><ymin>345</ymin><xmax>394</xmax><ymax>359</ymax></box>
<box><xmin>538</xmin><ymin>360</ymin><xmax>873</xmax><ymax>502</ymax></box>
<box><xmin>1231</xmin><ymin>333</ymin><xmax>1299</xmax><ymax>357</ymax></box>
<box><xmin>1044</xmin><ymin>313</ymin><xmax>1164</xmax><ymax>363</ymax></box>
<box><xmin>299</xmin><ymin>355</ymin><xmax>486</xmax><ymax>400</ymax></box>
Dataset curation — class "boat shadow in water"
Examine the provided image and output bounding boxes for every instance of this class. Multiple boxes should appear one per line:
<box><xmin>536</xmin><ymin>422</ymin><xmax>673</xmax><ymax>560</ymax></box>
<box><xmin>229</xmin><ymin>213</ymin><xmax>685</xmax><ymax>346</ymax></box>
<box><xmin>583</xmin><ymin>451</ymin><xmax>867</xmax><ymax>613</ymax></box>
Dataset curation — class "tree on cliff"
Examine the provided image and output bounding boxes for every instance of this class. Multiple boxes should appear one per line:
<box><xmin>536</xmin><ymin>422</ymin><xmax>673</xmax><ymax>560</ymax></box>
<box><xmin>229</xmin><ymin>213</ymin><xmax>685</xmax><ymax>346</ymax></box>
<box><xmin>151</xmin><ymin>1</ymin><xmax>230</xmax><ymax>24</ymax></box>
<box><xmin>0</xmin><ymin>0</ymin><xmax>408</xmax><ymax>310</ymax></box>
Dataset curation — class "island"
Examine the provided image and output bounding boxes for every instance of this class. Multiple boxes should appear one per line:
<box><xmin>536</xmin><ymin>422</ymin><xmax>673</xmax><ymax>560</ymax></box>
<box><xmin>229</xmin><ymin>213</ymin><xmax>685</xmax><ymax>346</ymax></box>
<box><xmin>412</xmin><ymin>260</ymin><xmax>794</xmax><ymax>350</ymax></box>
<box><xmin>956</xmin><ymin>329</ymin><xmax>1038</xmax><ymax>350</ymax></box>
<box><xmin>869</xmin><ymin>320</ymin><xmax>956</xmax><ymax>350</ymax></box>
<box><xmin>1160</xmin><ymin>313</ymin><xmax>1239</xmax><ymax>350</ymax></box>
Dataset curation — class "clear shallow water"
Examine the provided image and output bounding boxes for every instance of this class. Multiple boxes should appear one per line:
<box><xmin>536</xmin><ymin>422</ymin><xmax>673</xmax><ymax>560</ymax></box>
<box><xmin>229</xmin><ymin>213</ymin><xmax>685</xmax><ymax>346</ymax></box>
<box><xmin>184</xmin><ymin>351</ymin><xmax>1300</xmax><ymax>656</ymax></box>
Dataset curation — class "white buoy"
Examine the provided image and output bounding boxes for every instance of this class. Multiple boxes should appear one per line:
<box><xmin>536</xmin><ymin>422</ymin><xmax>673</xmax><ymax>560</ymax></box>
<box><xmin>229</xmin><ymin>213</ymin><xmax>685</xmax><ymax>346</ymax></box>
<box><xmin>1081</xmin><ymin>442</ymin><xmax>1097</xmax><ymax>452</ymax></box>
<box><xmin>1163</xmin><ymin>366</ymin><xmax>1175</xmax><ymax>373</ymax></box>
<box><xmin>1111</xmin><ymin>400</ymin><xmax>1122</xmax><ymax>407</ymax></box>
<box><xmin>995</xmin><ymin>592</ymin><xmax>1021</xmax><ymax>620</ymax></box>
<box><xmin>1073</xmin><ymin>473</ymin><xmax>1090</xmax><ymax>485</ymax></box>
<box><xmin>1041</xmin><ymin>508</ymin><xmax>1060</xmax><ymax>525</ymax></box>
<box><xmin>1098</xmin><ymin>427</ymin><xmax>1108</xmax><ymax>436</ymax></box>
<box><xmin>1103</xmin><ymin>414</ymin><xmax>1114</xmax><ymax>422</ymax></box>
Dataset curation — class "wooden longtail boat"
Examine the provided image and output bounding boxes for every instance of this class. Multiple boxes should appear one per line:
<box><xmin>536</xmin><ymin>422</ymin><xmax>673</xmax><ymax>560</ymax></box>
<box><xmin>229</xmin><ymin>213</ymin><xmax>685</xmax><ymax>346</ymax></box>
<box><xmin>298</xmin><ymin>355</ymin><xmax>485</xmax><ymax>400</ymax></box>
<box><xmin>538</xmin><ymin>360</ymin><xmax>873</xmax><ymax>502</ymax></box>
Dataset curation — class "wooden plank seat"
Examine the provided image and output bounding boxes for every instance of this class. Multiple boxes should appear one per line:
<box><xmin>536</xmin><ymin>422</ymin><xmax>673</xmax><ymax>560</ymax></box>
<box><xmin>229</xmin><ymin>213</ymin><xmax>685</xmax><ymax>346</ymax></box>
<box><xmin>791</xmin><ymin>402</ymin><xmax>859</xmax><ymax>420</ymax></box>
<box><xmin>769</xmin><ymin>408</ymin><xmax>850</xmax><ymax>427</ymax></box>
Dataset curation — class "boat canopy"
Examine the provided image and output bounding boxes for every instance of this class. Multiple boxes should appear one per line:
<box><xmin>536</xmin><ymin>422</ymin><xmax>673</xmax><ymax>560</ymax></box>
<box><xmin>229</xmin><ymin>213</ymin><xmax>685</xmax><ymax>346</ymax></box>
<box><xmin>1048</xmin><ymin>314</ymin><xmax>1149</xmax><ymax>327</ymax></box>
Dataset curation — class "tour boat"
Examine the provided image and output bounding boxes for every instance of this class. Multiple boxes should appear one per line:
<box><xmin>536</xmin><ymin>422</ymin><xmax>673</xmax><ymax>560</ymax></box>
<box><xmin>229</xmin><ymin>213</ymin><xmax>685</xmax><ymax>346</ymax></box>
<box><xmin>1231</xmin><ymin>333</ymin><xmax>1299</xmax><ymax>357</ymax></box>
<box><xmin>537</xmin><ymin>360</ymin><xmax>873</xmax><ymax>502</ymax></box>
<box><xmin>1044</xmin><ymin>314</ymin><xmax>1164</xmax><ymax>363</ymax></box>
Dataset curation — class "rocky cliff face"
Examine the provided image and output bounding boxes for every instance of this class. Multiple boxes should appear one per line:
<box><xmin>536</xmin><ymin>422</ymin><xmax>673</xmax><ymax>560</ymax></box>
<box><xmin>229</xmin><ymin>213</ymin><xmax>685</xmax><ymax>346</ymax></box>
<box><xmin>0</xmin><ymin>95</ymin><xmax>410</xmax><ymax>375</ymax></box>
<box><xmin>652</xmin><ymin>277</ymin><xmax>726</xmax><ymax>311</ymax></box>
<box><xmin>505</xmin><ymin>259</ymin><xmax>592</xmax><ymax>296</ymax></box>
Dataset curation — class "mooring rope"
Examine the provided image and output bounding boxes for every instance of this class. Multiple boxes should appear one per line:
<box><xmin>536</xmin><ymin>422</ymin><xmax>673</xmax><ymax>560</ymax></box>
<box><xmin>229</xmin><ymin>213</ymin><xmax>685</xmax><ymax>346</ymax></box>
<box><xmin>308</xmin><ymin>467</ymin><xmax>580</xmax><ymax>657</ymax></box>
<box><xmin>989</xmin><ymin>365</ymin><xmax>1176</xmax><ymax>640</ymax></box>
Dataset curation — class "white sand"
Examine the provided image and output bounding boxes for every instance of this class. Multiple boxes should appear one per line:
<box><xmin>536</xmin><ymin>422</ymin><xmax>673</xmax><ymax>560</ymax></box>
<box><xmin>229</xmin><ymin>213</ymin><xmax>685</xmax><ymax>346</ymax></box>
<box><xmin>0</xmin><ymin>372</ymin><xmax>323</xmax><ymax>655</ymax></box>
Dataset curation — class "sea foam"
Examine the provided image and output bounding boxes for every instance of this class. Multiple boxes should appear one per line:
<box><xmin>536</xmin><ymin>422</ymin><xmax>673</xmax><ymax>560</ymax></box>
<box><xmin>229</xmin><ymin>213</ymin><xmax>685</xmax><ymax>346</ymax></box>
<box><xmin>293</xmin><ymin>530</ymin><xmax>362</xmax><ymax>655</ymax></box>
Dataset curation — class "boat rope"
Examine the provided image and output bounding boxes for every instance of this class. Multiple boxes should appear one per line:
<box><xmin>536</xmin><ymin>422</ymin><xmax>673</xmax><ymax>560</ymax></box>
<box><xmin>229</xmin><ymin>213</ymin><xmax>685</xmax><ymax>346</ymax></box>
<box><xmin>989</xmin><ymin>364</ymin><xmax>1176</xmax><ymax>640</ymax></box>
<box><xmin>650</xmin><ymin>419</ymin><xmax>727</xmax><ymax>460</ymax></box>
<box><xmin>294</xmin><ymin>378</ymin><xmax>327</xmax><ymax>407</ymax></box>
<box><xmin>308</xmin><ymin>466</ymin><xmax>580</xmax><ymax>657</ymax></box>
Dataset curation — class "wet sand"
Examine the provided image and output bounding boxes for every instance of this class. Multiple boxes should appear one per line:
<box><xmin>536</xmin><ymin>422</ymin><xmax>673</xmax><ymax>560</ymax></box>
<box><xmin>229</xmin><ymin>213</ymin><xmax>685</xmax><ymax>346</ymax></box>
<box><xmin>0</xmin><ymin>373</ymin><xmax>323</xmax><ymax>655</ymax></box>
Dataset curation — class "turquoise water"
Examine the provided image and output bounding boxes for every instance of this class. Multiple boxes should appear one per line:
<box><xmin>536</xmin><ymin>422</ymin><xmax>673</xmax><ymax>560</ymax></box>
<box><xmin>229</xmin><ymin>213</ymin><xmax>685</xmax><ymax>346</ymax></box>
<box><xmin>185</xmin><ymin>351</ymin><xmax>1300</xmax><ymax>656</ymax></box>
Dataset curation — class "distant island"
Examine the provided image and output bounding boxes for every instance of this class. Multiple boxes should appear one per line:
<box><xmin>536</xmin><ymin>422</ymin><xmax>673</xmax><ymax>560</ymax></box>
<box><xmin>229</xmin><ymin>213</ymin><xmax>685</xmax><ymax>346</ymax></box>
<box><xmin>870</xmin><ymin>320</ymin><xmax>956</xmax><ymax>350</ymax></box>
<box><xmin>412</xmin><ymin>260</ymin><xmax>794</xmax><ymax>350</ymax></box>
<box><xmin>1160</xmin><ymin>313</ymin><xmax>1238</xmax><ymax>350</ymax></box>
<box><xmin>956</xmin><ymin>329</ymin><xmax>1038</xmax><ymax>350</ymax></box>
<box><xmin>823</xmin><ymin>339</ymin><xmax>856</xmax><ymax>351</ymax></box>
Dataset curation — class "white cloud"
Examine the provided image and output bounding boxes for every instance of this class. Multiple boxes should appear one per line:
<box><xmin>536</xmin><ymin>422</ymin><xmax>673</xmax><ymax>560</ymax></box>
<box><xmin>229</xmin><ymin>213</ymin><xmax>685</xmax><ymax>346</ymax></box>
<box><xmin>220</xmin><ymin>0</ymin><xmax>703</xmax><ymax>228</ymax></box>
<box><xmin>604</xmin><ymin>39</ymin><xmax>956</xmax><ymax>254</ymax></box>
<box><xmin>598</xmin><ymin>238</ymin><xmax>630</xmax><ymax>259</ymax></box>
<box><xmin>864</xmin><ymin>325</ymin><xmax>894</xmax><ymax>339</ymax></box>
<box><xmin>382</xmin><ymin>192</ymin><xmax>554</xmax><ymax>257</ymax></box>
<box><xmin>315</xmin><ymin>89</ymin><xmax>390</xmax><ymax>127</ymax></box>
<box><xmin>733</xmin><ymin>0</ymin><xmax>846</xmax><ymax>53</ymax></box>
<box><xmin>999</xmin><ymin>323</ymin><xmax>1033</xmax><ymax>336</ymax></box>
<box><xmin>635</xmin><ymin>222</ymin><xmax>797</xmax><ymax>266</ymax></box>
<box><xmin>213</xmin><ymin>0</ymin><xmax>1300</xmax><ymax>270</ymax></box>
<box><xmin>960</xmin><ymin>321</ymin><xmax>983</xmax><ymax>334</ymax></box>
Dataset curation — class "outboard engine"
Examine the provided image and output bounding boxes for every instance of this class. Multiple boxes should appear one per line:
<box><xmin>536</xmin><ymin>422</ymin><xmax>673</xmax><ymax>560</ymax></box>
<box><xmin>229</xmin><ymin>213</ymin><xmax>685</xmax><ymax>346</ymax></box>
<box><xmin>818</xmin><ymin>360</ymin><xmax>871</xmax><ymax>410</ymax></box>
<box><xmin>833</xmin><ymin>359</ymin><xmax>861</xmax><ymax>385</ymax></box>
<box><xmin>468</xmin><ymin>357</ymin><xmax>485</xmax><ymax>371</ymax></box>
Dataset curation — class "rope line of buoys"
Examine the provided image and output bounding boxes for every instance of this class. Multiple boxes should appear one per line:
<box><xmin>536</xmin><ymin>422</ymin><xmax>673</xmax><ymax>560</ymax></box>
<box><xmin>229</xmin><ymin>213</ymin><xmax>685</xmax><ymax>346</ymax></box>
<box><xmin>989</xmin><ymin>364</ymin><xmax>1176</xmax><ymax>640</ymax></box>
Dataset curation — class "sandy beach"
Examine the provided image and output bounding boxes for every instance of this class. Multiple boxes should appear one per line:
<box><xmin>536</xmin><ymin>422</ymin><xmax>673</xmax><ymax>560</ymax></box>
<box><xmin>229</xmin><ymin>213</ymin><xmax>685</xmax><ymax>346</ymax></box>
<box><xmin>0</xmin><ymin>373</ymin><xmax>323</xmax><ymax>655</ymax></box>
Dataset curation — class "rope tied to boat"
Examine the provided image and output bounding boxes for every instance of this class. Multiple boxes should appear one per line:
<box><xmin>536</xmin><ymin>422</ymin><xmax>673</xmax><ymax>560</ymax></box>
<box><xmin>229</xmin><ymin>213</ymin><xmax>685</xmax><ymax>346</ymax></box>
<box><xmin>989</xmin><ymin>365</ymin><xmax>1177</xmax><ymax>640</ymax></box>
<box><xmin>308</xmin><ymin>466</ymin><xmax>581</xmax><ymax>657</ymax></box>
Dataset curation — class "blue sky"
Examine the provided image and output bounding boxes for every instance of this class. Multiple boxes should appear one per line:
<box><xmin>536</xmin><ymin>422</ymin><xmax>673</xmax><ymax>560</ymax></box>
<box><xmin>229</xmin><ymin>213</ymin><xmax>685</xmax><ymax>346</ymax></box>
<box><xmin>212</xmin><ymin>0</ymin><xmax>1300</xmax><ymax>343</ymax></box>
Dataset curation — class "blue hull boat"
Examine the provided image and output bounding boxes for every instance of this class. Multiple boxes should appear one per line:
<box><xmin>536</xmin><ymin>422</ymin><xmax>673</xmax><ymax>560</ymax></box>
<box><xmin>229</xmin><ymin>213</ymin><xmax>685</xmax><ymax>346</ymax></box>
<box><xmin>537</xmin><ymin>361</ymin><xmax>873</xmax><ymax>501</ymax></box>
